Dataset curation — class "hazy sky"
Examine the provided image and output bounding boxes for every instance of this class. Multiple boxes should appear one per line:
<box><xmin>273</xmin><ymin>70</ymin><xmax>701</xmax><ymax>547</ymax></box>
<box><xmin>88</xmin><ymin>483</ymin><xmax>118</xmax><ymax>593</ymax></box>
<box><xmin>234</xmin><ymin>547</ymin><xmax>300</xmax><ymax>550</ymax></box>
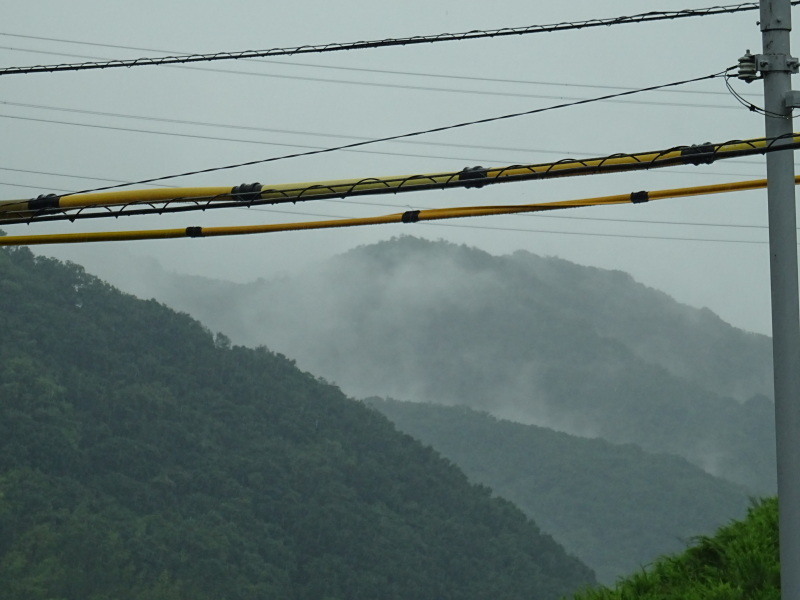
<box><xmin>1</xmin><ymin>1</ymin><xmax>795</xmax><ymax>335</ymax></box>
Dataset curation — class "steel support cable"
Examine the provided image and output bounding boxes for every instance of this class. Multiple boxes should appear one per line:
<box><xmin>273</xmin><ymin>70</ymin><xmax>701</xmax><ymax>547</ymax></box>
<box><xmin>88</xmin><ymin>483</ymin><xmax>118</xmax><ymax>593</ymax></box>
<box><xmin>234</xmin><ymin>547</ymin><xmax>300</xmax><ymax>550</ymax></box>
<box><xmin>0</xmin><ymin>176</ymin><xmax>795</xmax><ymax>247</ymax></box>
<box><xmin>0</xmin><ymin>133</ymin><xmax>797</xmax><ymax>225</ymax></box>
<box><xmin>0</xmin><ymin>3</ymin><xmax>791</xmax><ymax>77</ymax></box>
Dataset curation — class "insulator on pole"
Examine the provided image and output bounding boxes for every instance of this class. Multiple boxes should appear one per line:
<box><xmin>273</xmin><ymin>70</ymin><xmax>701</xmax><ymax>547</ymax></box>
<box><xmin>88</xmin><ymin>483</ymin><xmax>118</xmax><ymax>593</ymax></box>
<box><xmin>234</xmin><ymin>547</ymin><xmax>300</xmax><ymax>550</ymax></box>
<box><xmin>738</xmin><ymin>49</ymin><xmax>759</xmax><ymax>83</ymax></box>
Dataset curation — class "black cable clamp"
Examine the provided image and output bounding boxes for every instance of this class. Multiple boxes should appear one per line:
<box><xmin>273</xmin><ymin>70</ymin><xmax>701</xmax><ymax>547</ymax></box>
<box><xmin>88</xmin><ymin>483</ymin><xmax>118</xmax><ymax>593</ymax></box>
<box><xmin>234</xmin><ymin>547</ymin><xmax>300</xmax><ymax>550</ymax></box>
<box><xmin>681</xmin><ymin>143</ymin><xmax>716</xmax><ymax>166</ymax></box>
<box><xmin>231</xmin><ymin>182</ymin><xmax>262</xmax><ymax>202</ymax></box>
<box><xmin>29</xmin><ymin>193</ymin><xmax>60</xmax><ymax>212</ymax></box>
<box><xmin>458</xmin><ymin>166</ymin><xmax>488</xmax><ymax>188</ymax></box>
<box><xmin>401</xmin><ymin>210</ymin><xmax>421</xmax><ymax>223</ymax></box>
<box><xmin>630</xmin><ymin>191</ymin><xmax>649</xmax><ymax>204</ymax></box>
<box><xmin>186</xmin><ymin>226</ymin><xmax>203</xmax><ymax>238</ymax></box>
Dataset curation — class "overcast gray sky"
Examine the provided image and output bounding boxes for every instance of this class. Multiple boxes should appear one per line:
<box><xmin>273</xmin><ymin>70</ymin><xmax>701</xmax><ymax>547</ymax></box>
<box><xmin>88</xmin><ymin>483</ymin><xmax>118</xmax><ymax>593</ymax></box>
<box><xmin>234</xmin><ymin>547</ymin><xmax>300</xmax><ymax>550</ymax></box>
<box><xmin>1</xmin><ymin>1</ymin><xmax>795</xmax><ymax>335</ymax></box>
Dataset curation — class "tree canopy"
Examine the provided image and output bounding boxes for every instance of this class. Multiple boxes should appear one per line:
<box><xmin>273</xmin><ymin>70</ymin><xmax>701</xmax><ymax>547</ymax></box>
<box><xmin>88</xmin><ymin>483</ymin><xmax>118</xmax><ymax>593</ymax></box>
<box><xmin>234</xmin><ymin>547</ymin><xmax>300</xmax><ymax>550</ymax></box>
<box><xmin>0</xmin><ymin>246</ymin><xmax>594</xmax><ymax>599</ymax></box>
<box><xmin>369</xmin><ymin>398</ymin><xmax>752</xmax><ymax>584</ymax></box>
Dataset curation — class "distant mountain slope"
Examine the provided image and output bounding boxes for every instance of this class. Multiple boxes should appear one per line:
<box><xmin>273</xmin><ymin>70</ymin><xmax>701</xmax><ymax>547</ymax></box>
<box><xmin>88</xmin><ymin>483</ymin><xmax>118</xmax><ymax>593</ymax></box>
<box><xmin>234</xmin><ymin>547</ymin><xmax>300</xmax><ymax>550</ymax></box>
<box><xmin>0</xmin><ymin>247</ymin><xmax>595</xmax><ymax>600</ymax></box>
<box><xmin>98</xmin><ymin>237</ymin><xmax>775</xmax><ymax>493</ymax></box>
<box><xmin>503</xmin><ymin>250</ymin><xmax>773</xmax><ymax>404</ymax></box>
<box><xmin>572</xmin><ymin>497</ymin><xmax>779</xmax><ymax>599</ymax></box>
<box><xmin>368</xmin><ymin>398</ymin><xmax>752</xmax><ymax>585</ymax></box>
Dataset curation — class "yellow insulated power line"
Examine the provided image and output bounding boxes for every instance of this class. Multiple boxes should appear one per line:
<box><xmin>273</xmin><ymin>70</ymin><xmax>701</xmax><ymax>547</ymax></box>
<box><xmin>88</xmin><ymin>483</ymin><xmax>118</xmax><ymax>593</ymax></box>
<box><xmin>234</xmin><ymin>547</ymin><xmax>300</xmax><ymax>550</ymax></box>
<box><xmin>1</xmin><ymin>134</ymin><xmax>798</xmax><ymax>225</ymax></box>
<box><xmin>0</xmin><ymin>176</ymin><xmax>792</xmax><ymax>247</ymax></box>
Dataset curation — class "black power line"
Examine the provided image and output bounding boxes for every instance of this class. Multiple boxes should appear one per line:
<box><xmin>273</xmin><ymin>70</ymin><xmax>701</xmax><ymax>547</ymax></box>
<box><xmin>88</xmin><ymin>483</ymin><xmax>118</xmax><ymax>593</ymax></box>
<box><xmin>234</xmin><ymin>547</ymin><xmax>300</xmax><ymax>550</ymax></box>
<box><xmin>0</xmin><ymin>3</ymin><xmax>786</xmax><ymax>76</ymax></box>
<box><xmin>0</xmin><ymin>97</ymin><xmax>777</xmax><ymax>176</ymax></box>
<box><xmin>54</xmin><ymin>70</ymin><xmax>731</xmax><ymax>197</ymax></box>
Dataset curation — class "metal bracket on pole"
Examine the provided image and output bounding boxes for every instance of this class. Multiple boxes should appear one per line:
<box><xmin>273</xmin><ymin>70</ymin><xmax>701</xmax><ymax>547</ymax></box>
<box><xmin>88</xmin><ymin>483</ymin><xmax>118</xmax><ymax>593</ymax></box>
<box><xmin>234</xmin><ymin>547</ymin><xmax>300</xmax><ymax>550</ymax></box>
<box><xmin>756</xmin><ymin>53</ymin><xmax>800</xmax><ymax>73</ymax></box>
<box><xmin>736</xmin><ymin>50</ymin><xmax>798</xmax><ymax>82</ymax></box>
<box><xmin>786</xmin><ymin>90</ymin><xmax>800</xmax><ymax>108</ymax></box>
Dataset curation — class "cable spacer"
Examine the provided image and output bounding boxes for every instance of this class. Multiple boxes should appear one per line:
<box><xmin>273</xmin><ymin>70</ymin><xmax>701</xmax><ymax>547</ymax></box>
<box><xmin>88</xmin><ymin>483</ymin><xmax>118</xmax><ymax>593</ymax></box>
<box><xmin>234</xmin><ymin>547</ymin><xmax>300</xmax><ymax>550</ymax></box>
<box><xmin>630</xmin><ymin>191</ymin><xmax>649</xmax><ymax>204</ymax></box>
<box><xmin>29</xmin><ymin>193</ymin><xmax>60</xmax><ymax>212</ymax></box>
<box><xmin>458</xmin><ymin>166</ymin><xmax>488</xmax><ymax>188</ymax></box>
<box><xmin>401</xmin><ymin>210</ymin><xmax>420</xmax><ymax>223</ymax></box>
<box><xmin>681</xmin><ymin>143</ymin><xmax>716</xmax><ymax>166</ymax></box>
<box><xmin>186</xmin><ymin>226</ymin><xmax>204</xmax><ymax>237</ymax></box>
<box><xmin>231</xmin><ymin>182</ymin><xmax>262</xmax><ymax>202</ymax></box>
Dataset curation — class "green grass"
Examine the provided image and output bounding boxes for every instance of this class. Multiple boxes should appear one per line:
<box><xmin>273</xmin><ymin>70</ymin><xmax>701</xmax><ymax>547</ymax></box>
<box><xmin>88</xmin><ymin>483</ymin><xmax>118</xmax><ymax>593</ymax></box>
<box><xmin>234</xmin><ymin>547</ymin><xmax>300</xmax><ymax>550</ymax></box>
<box><xmin>571</xmin><ymin>498</ymin><xmax>779</xmax><ymax>600</ymax></box>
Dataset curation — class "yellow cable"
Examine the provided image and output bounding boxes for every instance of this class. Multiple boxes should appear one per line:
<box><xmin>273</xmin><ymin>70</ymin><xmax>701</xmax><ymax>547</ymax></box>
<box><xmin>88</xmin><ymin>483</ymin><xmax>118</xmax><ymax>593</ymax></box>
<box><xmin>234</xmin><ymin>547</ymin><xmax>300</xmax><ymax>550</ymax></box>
<box><xmin>0</xmin><ymin>176</ymin><xmax>789</xmax><ymax>247</ymax></box>
<box><xmin>0</xmin><ymin>135</ymin><xmax>796</xmax><ymax>222</ymax></box>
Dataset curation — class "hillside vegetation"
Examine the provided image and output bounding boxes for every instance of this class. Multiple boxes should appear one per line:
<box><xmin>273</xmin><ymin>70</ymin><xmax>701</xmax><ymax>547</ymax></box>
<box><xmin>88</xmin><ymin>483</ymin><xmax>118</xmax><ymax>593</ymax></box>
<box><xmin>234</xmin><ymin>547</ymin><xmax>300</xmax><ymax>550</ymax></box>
<box><xmin>100</xmin><ymin>237</ymin><xmax>776</xmax><ymax>493</ymax></box>
<box><xmin>369</xmin><ymin>398</ymin><xmax>751</xmax><ymax>584</ymax></box>
<box><xmin>572</xmin><ymin>498</ymin><xmax>779</xmax><ymax>600</ymax></box>
<box><xmin>0</xmin><ymin>246</ymin><xmax>595</xmax><ymax>599</ymax></box>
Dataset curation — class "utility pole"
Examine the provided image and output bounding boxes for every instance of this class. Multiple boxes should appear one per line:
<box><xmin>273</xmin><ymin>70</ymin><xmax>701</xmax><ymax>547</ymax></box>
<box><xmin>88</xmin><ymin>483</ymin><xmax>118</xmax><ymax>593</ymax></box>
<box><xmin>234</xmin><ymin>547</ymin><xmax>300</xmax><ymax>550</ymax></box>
<box><xmin>758</xmin><ymin>0</ymin><xmax>800</xmax><ymax>596</ymax></box>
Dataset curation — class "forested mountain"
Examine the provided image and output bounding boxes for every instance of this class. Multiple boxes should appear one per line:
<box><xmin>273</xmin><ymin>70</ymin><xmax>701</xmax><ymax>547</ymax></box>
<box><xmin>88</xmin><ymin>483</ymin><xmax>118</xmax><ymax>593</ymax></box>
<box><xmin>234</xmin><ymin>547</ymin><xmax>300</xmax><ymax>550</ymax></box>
<box><xmin>572</xmin><ymin>497</ymin><xmax>779</xmax><ymax>599</ymax></box>
<box><xmin>87</xmin><ymin>237</ymin><xmax>776</xmax><ymax>493</ymax></box>
<box><xmin>0</xmin><ymin>246</ymin><xmax>595</xmax><ymax>599</ymax></box>
<box><xmin>368</xmin><ymin>398</ymin><xmax>752</xmax><ymax>584</ymax></box>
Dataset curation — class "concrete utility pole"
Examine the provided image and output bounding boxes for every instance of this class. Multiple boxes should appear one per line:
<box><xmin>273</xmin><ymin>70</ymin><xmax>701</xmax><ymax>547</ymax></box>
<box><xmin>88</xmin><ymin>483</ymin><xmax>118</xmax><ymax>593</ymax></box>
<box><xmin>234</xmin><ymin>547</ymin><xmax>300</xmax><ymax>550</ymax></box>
<box><xmin>759</xmin><ymin>0</ymin><xmax>800</xmax><ymax>596</ymax></box>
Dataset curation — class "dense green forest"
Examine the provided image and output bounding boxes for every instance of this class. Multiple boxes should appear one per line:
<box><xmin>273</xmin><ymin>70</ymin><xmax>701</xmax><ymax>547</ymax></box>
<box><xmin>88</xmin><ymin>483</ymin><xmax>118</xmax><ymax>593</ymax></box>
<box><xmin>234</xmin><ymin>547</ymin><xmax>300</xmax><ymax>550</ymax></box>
<box><xmin>93</xmin><ymin>237</ymin><xmax>776</xmax><ymax>493</ymax></box>
<box><xmin>0</xmin><ymin>246</ymin><xmax>595</xmax><ymax>599</ymax></box>
<box><xmin>368</xmin><ymin>398</ymin><xmax>752</xmax><ymax>584</ymax></box>
<box><xmin>572</xmin><ymin>498</ymin><xmax>779</xmax><ymax>599</ymax></box>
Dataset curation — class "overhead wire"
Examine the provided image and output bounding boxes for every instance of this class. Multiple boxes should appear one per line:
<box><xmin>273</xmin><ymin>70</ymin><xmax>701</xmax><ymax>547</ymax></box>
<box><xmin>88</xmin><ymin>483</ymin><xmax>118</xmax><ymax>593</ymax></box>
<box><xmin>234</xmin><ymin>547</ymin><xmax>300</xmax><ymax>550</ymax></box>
<box><xmin>0</xmin><ymin>169</ymin><xmax>779</xmax><ymax>231</ymax></box>
<box><xmin>0</xmin><ymin>99</ymin><xmax>771</xmax><ymax>175</ymax></box>
<box><xmin>0</xmin><ymin>97</ymin><xmax>783</xmax><ymax>175</ymax></box>
<box><xmin>0</xmin><ymin>181</ymin><xmax>74</xmax><ymax>192</ymax></box>
<box><xmin>0</xmin><ymin>175</ymin><xmax>794</xmax><ymax>247</ymax></box>
<box><xmin>0</xmin><ymin>133</ymin><xmax>795</xmax><ymax>225</ymax></box>
<box><xmin>724</xmin><ymin>70</ymin><xmax>792</xmax><ymax>118</ymax></box>
<box><xmin>0</xmin><ymin>10</ymin><xmax>785</xmax><ymax>248</ymax></box>
<box><xmin>6</xmin><ymin>112</ymin><xmax>640</xmax><ymax>179</ymax></box>
<box><xmin>0</xmin><ymin>35</ymin><xmax>763</xmax><ymax>109</ymax></box>
<box><xmin>37</xmin><ymin>69</ymin><xmax>731</xmax><ymax>197</ymax></box>
<box><xmin>0</xmin><ymin>40</ymin><xmax>753</xmax><ymax>103</ymax></box>
<box><xmin>2</xmin><ymin>98</ymin><xmax>775</xmax><ymax>164</ymax></box>
<box><xmin>520</xmin><ymin>213</ymin><xmax>773</xmax><ymax>230</ymax></box>
<box><xmin>0</xmin><ymin>3</ymin><xmax>786</xmax><ymax>77</ymax></box>
<box><xmin>0</xmin><ymin>76</ymin><xmax>749</xmax><ymax>110</ymax></box>
<box><xmin>0</xmin><ymin>34</ymin><xmax>755</xmax><ymax>99</ymax></box>
<box><xmin>0</xmin><ymin>153</ymin><xmax>769</xmax><ymax>213</ymax></box>
<box><xmin>0</xmin><ymin>97</ymin><xmax>777</xmax><ymax>175</ymax></box>
<box><xmin>0</xmin><ymin>166</ymin><xmax>174</xmax><ymax>188</ymax></box>
<box><xmin>236</xmin><ymin>192</ymin><xmax>780</xmax><ymax>233</ymax></box>
<box><xmin>421</xmin><ymin>221</ymin><xmax>772</xmax><ymax>245</ymax></box>
<box><xmin>230</xmin><ymin>197</ymin><xmax>777</xmax><ymax>232</ymax></box>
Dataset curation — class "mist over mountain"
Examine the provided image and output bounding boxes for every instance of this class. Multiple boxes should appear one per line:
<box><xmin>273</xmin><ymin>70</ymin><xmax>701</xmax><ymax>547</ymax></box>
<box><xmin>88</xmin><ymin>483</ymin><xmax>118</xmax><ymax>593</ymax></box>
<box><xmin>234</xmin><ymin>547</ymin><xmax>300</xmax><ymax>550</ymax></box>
<box><xmin>367</xmin><ymin>398</ymin><xmax>752</xmax><ymax>585</ymax></box>
<box><xmin>69</xmin><ymin>237</ymin><xmax>777</xmax><ymax>493</ymax></box>
<box><xmin>0</xmin><ymin>246</ymin><xmax>594</xmax><ymax>599</ymax></box>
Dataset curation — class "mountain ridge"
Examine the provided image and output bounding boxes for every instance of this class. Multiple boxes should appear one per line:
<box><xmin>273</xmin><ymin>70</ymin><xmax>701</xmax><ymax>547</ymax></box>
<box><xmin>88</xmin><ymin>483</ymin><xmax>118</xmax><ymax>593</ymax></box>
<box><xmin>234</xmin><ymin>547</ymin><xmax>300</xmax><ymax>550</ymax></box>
<box><xmin>367</xmin><ymin>397</ymin><xmax>752</xmax><ymax>584</ymax></box>
<box><xmin>0</xmin><ymin>246</ymin><xmax>594</xmax><ymax>599</ymax></box>
<box><xmin>71</xmin><ymin>237</ymin><xmax>776</xmax><ymax>493</ymax></box>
